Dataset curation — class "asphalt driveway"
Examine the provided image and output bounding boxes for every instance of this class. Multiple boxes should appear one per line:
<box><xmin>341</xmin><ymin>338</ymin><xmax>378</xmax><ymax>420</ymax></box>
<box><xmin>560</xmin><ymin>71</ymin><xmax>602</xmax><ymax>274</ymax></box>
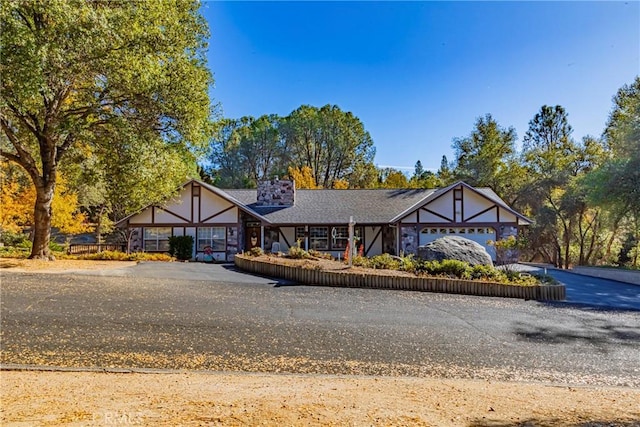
<box><xmin>79</xmin><ymin>261</ymin><xmax>640</xmax><ymax>310</ymax></box>
<box><xmin>72</xmin><ymin>260</ymin><xmax>290</xmax><ymax>285</ymax></box>
<box><xmin>514</xmin><ymin>264</ymin><xmax>640</xmax><ymax>311</ymax></box>
<box><xmin>2</xmin><ymin>266</ymin><xmax>639</xmax><ymax>387</ymax></box>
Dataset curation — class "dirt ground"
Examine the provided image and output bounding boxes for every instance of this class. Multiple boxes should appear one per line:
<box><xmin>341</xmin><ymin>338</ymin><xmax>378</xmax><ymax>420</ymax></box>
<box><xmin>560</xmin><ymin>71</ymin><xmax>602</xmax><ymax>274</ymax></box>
<box><xmin>2</xmin><ymin>258</ymin><xmax>639</xmax><ymax>426</ymax></box>
<box><xmin>2</xmin><ymin>370</ymin><xmax>639</xmax><ymax>427</ymax></box>
<box><xmin>0</xmin><ymin>258</ymin><xmax>137</xmax><ymax>272</ymax></box>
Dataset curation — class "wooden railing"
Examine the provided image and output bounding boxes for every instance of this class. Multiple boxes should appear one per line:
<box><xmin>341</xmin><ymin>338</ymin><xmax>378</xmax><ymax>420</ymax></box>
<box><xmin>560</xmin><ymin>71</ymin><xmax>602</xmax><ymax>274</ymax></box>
<box><xmin>235</xmin><ymin>255</ymin><xmax>566</xmax><ymax>301</ymax></box>
<box><xmin>67</xmin><ymin>244</ymin><xmax>126</xmax><ymax>255</ymax></box>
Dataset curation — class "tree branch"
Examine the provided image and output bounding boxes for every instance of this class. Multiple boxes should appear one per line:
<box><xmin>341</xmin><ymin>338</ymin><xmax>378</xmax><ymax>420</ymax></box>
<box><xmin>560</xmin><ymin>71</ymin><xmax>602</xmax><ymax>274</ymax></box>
<box><xmin>0</xmin><ymin>115</ymin><xmax>38</xmax><ymax>176</ymax></box>
<box><xmin>55</xmin><ymin>133</ymin><xmax>75</xmax><ymax>163</ymax></box>
<box><xmin>6</xmin><ymin>102</ymin><xmax>39</xmax><ymax>136</ymax></box>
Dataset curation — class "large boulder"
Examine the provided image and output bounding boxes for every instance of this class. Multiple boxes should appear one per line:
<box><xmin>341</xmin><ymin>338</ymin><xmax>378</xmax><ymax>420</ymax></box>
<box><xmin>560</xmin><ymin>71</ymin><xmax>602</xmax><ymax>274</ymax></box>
<box><xmin>417</xmin><ymin>236</ymin><xmax>493</xmax><ymax>266</ymax></box>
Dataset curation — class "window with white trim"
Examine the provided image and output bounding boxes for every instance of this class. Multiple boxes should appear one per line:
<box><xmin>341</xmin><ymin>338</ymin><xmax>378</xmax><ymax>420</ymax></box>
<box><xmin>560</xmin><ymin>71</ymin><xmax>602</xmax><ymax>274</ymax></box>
<box><xmin>197</xmin><ymin>227</ymin><xmax>226</xmax><ymax>252</ymax></box>
<box><xmin>309</xmin><ymin>226</ymin><xmax>329</xmax><ymax>250</ymax></box>
<box><xmin>144</xmin><ymin>227</ymin><xmax>171</xmax><ymax>252</ymax></box>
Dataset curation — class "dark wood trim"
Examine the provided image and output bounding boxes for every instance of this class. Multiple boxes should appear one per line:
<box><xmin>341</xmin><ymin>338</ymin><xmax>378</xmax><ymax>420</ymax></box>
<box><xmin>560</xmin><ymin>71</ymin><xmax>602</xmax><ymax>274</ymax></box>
<box><xmin>198</xmin><ymin>194</ymin><xmax>201</xmax><ymax>224</ymax></box>
<box><xmin>452</xmin><ymin>187</ymin><xmax>457</xmax><ymax>222</ymax></box>
<box><xmin>460</xmin><ymin>188</ymin><xmax>464</xmax><ymax>223</ymax></box>
<box><xmin>365</xmin><ymin>226</ymin><xmax>383</xmax><ymax>256</ymax></box>
<box><xmin>190</xmin><ymin>191</ymin><xmax>195</xmax><ymax>223</ymax></box>
<box><xmin>464</xmin><ymin>205</ymin><xmax>497</xmax><ymax>222</ymax></box>
<box><xmin>416</xmin><ymin>208</ymin><xmax>420</xmax><ymax>223</ymax></box>
<box><xmin>278</xmin><ymin>228</ymin><xmax>291</xmax><ymax>248</ymax></box>
<box><xmin>421</xmin><ymin>208</ymin><xmax>453</xmax><ymax>222</ymax></box>
<box><xmin>192</xmin><ymin>183</ymin><xmax>200</xmax><ymax>197</ymax></box>
<box><xmin>200</xmin><ymin>205</ymin><xmax>235</xmax><ymax>223</ymax></box>
<box><xmin>129</xmin><ymin>222</ymin><xmax>239</xmax><ymax>228</ymax></box>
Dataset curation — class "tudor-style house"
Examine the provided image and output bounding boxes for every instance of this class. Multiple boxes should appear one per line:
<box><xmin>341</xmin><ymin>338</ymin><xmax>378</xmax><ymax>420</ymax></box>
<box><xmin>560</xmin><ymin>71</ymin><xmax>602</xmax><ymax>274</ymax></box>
<box><xmin>116</xmin><ymin>178</ymin><xmax>531</xmax><ymax>261</ymax></box>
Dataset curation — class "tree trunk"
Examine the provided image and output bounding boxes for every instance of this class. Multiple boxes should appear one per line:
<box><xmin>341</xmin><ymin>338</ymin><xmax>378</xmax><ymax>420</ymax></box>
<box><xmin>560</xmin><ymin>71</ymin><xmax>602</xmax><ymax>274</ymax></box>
<box><xmin>30</xmin><ymin>183</ymin><xmax>55</xmax><ymax>260</ymax></box>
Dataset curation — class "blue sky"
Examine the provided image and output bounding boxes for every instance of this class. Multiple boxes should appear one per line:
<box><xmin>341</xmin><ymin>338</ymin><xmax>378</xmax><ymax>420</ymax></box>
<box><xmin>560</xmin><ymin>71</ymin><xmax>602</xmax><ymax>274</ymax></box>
<box><xmin>201</xmin><ymin>1</ymin><xmax>639</xmax><ymax>173</ymax></box>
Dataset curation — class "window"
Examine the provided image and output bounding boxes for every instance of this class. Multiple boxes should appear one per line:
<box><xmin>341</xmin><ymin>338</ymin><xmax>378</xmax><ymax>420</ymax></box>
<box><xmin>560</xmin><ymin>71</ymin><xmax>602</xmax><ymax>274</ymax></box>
<box><xmin>295</xmin><ymin>227</ymin><xmax>306</xmax><ymax>245</ymax></box>
<box><xmin>198</xmin><ymin>227</ymin><xmax>226</xmax><ymax>252</ymax></box>
<box><xmin>468</xmin><ymin>228</ymin><xmax>475</xmax><ymax>234</ymax></box>
<box><xmin>144</xmin><ymin>227</ymin><xmax>171</xmax><ymax>252</ymax></box>
<box><xmin>309</xmin><ymin>227</ymin><xmax>328</xmax><ymax>250</ymax></box>
<box><xmin>331</xmin><ymin>226</ymin><xmax>349</xmax><ymax>250</ymax></box>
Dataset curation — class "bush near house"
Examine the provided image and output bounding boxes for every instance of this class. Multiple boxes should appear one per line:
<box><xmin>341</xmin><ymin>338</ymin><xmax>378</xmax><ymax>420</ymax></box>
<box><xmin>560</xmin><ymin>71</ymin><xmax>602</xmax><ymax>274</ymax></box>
<box><xmin>168</xmin><ymin>235</ymin><xmax>194</xmax><ymax>261</ymax></box>
<box><xmin>79</xmin><ymin>251</ymin><xmax>173</xmax><ymax>262</ymax></box>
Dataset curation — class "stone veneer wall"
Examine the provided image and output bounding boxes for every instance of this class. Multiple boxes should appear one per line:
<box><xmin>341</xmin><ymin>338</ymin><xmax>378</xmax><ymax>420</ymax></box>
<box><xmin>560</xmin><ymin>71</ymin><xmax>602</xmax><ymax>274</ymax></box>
<box><xmin>256</xmin><ymin>179</ymin><xmax>295</xmax><ymax>206</ymax></box>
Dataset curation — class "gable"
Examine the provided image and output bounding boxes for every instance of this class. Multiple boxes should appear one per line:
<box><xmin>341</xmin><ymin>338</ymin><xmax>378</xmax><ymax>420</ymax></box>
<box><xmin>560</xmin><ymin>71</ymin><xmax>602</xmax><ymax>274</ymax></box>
<box><xmin>462</xmin><ymin>187</ymin><xmax>496</xmax><ymax>221</ymax></box>
<box><xmin>399</xmin><ymin>183</ymin><xmax>524</xmax><ymax>225</ymax></box>
<box><xmin>200</xmin><ymin>186</ymin><xmax>238</xmax><ymax>223</ymax></box>
<box><xmin>124</xmin><ymin>180</ymin><xmax>241</xmax><ymax>225</ymax></box>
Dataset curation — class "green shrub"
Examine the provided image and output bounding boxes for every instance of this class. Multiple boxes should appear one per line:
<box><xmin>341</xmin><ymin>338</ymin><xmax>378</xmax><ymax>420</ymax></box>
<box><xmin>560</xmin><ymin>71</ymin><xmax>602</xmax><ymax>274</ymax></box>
<box><xmin>369</xmin><ymin>253</ymin><xmax>401</xmax><ymax>270</ymax></box>
<box><xmin>421</xmin><ymin>259</ymin><xmax>472</xmax><ymax>278</ymax></box>
<box><xmin>470</xmin><ymin>264</ymin><xmax>507</xmax><ymax>281</ymax></box>
<box><xmin>79</xmin><ymin>251</ymin><xmax>174</xmax><ymax>262</ymax></box>
<box><xmin>0</xmin><ymin>231</ymin><xmax>30</xmax><ymax>247</ymax></box>
<box><xmin>351</xmin><ymin>255</ymin><xmax>370</xmax><ymax>267</ymax></box>
<box><xmin>0</xmin><ymin>246</ymin><xmax>29</xmax><ymax>258</ymax></box>
<box><xmin>288</xmin><ymin>245</ymin><xmax>309</xmax><ymax>259</ymax></box>
<box><xmin>308</xmin><ymin>249</ymin><xmax>332</xmax><ymax>260</ymax></box>
<box><xmin>398</xmin><ymin>254</ymin><xmax>418</xmax><ymax>273</ymax></box>
<box><xmin>168</xmin><ymin>235</ymin><xmax>194</xmax><ymax>260</ymax></box>
<box><xmin>49</xmin><ymin>241</ymin><xmax>66</xmax><ymax>252</ymax></box>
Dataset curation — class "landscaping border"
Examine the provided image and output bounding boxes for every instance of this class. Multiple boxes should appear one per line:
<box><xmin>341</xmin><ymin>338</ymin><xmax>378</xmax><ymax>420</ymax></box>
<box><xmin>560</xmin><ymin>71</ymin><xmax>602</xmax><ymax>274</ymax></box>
<box><xmin>235</xmin><ymin>256</ymin><xmax>566</xmax><ymax>301</ymax></box>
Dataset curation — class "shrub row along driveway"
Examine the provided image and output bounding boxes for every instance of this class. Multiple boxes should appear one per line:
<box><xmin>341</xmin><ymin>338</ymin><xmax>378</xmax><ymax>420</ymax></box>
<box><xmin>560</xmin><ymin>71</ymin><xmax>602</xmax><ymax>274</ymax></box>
<box><xmin>1</xmin><ymin>263</ymin><xmax>639</xmax><ymax>387</ymax></box>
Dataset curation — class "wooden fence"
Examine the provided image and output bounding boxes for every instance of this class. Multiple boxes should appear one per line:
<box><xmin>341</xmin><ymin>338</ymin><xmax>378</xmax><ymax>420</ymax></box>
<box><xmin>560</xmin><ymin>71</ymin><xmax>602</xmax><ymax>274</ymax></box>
<box><xmin>235</xmin><ymin>256</ymin><xmax>566</xmax><ymax>301</ymax></box>
<box><xmin>67</xmin><ymin>244</ymin><xmax>126</xmax><ymax>255</ymax></box>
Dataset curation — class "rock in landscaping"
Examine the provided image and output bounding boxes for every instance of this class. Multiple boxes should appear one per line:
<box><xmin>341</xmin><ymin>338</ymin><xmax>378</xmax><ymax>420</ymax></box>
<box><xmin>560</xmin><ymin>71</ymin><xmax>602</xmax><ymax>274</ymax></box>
<box><xmin>417</xmin><ymin>236</ymin><xmax>493</xmax><ymax>266</ymax></box>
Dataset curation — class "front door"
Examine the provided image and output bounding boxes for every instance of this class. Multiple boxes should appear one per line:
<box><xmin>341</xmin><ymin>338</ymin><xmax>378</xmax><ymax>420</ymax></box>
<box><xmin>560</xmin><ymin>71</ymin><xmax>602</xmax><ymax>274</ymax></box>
<box><xmin>246</xmin><ymin>227</ymin><xmax>261</xmax><ymax>250</ymax></box>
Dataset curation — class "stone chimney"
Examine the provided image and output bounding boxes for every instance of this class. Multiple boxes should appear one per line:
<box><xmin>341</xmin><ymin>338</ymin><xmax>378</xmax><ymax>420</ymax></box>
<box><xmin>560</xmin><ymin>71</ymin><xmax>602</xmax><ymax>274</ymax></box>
<box><xmin>256</xmin><ymin>178</ymin><xmax>295</xmax><ymax>206</ymax></box>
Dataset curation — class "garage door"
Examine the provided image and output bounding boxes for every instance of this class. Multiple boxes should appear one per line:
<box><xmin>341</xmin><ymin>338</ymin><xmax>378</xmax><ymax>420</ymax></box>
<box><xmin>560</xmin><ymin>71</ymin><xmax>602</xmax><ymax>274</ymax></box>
<box><xmin>419</xmin><ymin>227</ymin><xmax>496</xmax><ymax>259</ymax></box>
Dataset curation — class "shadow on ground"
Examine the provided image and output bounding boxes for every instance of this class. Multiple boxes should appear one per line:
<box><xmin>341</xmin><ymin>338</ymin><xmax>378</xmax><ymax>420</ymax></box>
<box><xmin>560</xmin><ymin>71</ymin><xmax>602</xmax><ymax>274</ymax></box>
<box><xmin>220</xmin><ymin>263</ymin><xmax>294</xmax><ymax>287</ymax></box>
<box><xmin>512</xmin><ymin>316</ymin><xmax>640</xmax><ymax>350</ymax></box>
<box><xmin>469</xmin><ymin>418</ymin><xmax>640</xmax><ymax>426</ymax></box>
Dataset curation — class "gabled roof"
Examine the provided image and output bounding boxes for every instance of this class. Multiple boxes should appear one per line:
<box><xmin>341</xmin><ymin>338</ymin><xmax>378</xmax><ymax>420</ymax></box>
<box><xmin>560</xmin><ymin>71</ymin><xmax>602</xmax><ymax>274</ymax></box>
<box><xmin>115</xmin><ymin>178</ymin><xmax>271</xmax><ymax>226</ymax></box>
<box><xmin>388</xmin><ymin>180</ymin><xmax>532</xmax><ymax>225</ymax></box>
<box><xmin>225</xmin><ymin>188</ymin><xmax>435</xmax><ymax>225</ymax></box>
<box><xmin>196</xmin><ymin>180</ymin><xmax>272</xmax><ymax>223</ymax></box>
<box><xmin>117</xmin><ymin>178</ymin><xmax>531</xmax><ymax>227</ymax></box>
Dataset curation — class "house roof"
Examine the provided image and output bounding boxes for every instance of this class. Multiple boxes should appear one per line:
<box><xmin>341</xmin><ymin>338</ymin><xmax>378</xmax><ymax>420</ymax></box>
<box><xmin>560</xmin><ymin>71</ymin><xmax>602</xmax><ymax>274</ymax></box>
<box><xmin>388</xmin><ymin>180</ymin><xmax>532</xmax><ymax>225</ymax></box>
<box><xmin>225</xmin><ymin>188</ymin><xmax>436</xmax><ymax>225</ymax></box>
<box><xmin>117</xmin><ymin>178</ymin><xmax>531</xmax><ymax>227</ymax></box>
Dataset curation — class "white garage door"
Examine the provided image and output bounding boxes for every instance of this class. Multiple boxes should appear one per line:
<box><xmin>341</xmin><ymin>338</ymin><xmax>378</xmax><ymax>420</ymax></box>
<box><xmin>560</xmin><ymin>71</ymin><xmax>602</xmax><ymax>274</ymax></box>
<box><xmin>419</xmin><ymin>227</ymin><xmax>496</xmax><ymax>259</ymax></box>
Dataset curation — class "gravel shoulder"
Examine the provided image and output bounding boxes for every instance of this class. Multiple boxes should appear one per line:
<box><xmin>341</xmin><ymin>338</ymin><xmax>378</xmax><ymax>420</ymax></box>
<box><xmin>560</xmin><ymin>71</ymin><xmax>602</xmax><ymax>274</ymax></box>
<box><xmin>2</xmin><ymin>370</ymin><xmax>639</xmax><ymax>426</ymax></box>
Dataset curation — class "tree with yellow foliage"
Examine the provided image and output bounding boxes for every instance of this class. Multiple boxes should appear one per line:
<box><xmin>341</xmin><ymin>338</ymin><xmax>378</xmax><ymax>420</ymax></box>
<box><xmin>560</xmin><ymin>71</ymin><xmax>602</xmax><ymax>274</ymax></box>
<box><xmin>288</xmin><ymin>166</ymin><xmax>321</xmax><ymax>189</ymax></box>
<box><xmin>0</xmin><ymin>163</ymin><xmax>34</xmax><ymax>233</ymax></box>
<box><xmin>0</xmin><ymin>163</ymin><xmax>91</xmax><ymax>238</ymax></box>
<box><xmin>332</xmin><ymin>179</ymin><xmax>349</xmax><ymax>189</ymax></box>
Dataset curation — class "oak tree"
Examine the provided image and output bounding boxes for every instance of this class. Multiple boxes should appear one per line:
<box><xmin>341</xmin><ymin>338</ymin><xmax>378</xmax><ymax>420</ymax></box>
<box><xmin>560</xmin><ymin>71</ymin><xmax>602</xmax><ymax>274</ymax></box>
<box><xmin>1</xmin><ymin>0</ymin><xmax>212</xmax><ymax>258</ymax></box>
